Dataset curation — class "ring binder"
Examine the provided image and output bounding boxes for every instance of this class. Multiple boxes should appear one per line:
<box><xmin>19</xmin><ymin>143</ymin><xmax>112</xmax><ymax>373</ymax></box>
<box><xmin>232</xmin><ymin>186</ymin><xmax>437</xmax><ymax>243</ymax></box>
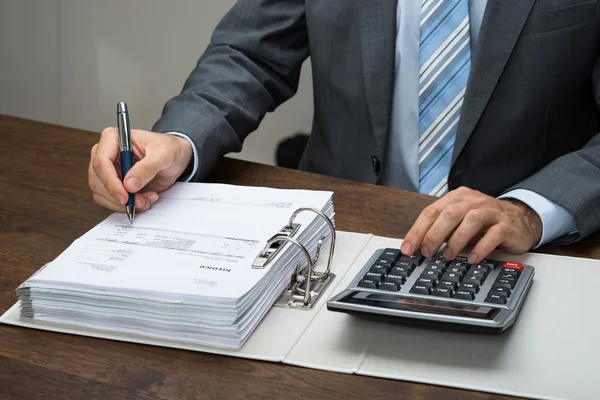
<box><xmin>252</xmin><ymin>206</ymin><xmax>337</xmax><ymax>310</ymax></box>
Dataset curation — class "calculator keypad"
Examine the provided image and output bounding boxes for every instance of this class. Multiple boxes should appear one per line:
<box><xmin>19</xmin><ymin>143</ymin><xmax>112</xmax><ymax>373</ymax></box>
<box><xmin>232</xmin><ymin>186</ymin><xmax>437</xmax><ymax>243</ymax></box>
<box><xmin>483</xmin><ymin>262</ymin><xmax>524</xmax><ymax>304</ymax></box>
<box><xmin>358</xmin><ymin>253</ymin><xmax>419</xmax><ymax>292</ymax></box>
<box><xmin>357</xmin><ymin>248</ymin><xmax>524</xmax><ymax>304</ymax></box>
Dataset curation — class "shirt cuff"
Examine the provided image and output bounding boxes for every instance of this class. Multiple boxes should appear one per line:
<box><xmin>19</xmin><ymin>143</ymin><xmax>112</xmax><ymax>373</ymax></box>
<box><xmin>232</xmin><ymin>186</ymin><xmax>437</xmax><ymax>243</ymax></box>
<box><xmin>164</xmin><ymin>131</ymin><xmax>199</xmax><ymax>182</ymax></box>
<box><xmin>498</xmin><ymin>189</ymin><xmax>578</xmax><ymax>248</ymax></box>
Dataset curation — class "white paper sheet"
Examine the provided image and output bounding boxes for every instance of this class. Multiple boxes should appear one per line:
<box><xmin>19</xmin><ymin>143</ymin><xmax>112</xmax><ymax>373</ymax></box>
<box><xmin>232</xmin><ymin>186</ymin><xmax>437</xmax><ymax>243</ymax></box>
<box><xmin>15</xmin><ymin>182</ymin><xmax>335</xmax><ymax>348</ymax></box>
<box><xmin>22</xmin><ymin>182</ymin><xmax>333</xmax><ymax>300</ymax></box>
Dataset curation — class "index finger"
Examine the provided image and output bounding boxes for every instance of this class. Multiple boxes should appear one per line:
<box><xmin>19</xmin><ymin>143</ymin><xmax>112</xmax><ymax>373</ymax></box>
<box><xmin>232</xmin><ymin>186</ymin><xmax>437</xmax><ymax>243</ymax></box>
<box><xmin>92</xmin><ymin>128</ymin><xmax>128</xmax><ymax>205</ymax></box>
<box><xmin>401</xmin><ymin>194</ymin><xmax>460</xmax><ymax>257</ymax></box>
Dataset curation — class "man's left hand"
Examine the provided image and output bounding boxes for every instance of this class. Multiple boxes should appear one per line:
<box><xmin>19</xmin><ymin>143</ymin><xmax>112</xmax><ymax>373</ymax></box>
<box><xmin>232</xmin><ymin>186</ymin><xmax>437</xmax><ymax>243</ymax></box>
<box><xmin>401</xmin><ymin>187</ymin><xmax>543</xmax><ymax>263</ymax></box>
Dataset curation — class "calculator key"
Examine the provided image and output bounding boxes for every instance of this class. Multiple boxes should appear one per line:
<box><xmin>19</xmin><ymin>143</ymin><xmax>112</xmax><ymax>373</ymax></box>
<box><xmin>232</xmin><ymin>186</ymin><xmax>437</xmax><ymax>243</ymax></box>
<box><xmin>431</xmin><ymin>287</ymin><xmax>452</xmax><ymax>298</ymax></box>
<box><xmin>471</xmin><ymin>264</ymin><xmax>492</xmax><ymax>273</ymax></box>
<box><xmin>503</xmin><ymin>261</ymin><xmax>524</xmax><ymax>273</ymax></box>
<box><xmin>415</xmin><ymin>277</ymin><xmax>436</xmax><ymax>288</ymax></box>
<box><xmin>498</xmin><ymin>272</ymin><xmax>518</xmax><ymax>281</ymax></box>
<box><xmin>429</xmin><ymin>259</ymin><xmax>450</xmax><ymax>268</ymax></box>
<box><xmin>449</xmin><ymin>260</ymin><xmax>470</xmax><ymax>269</ymax></box>
<box><xmin>369</xmin><ymin>264</ymin><xmax>390</xmax><ymax>274</ymax></box>
<box><xmin>444</xmin><ymin>267</ymin><xmax>467</xmax><ymax>282</ymax></box>
<box><xmin>393</xmin><ymin>260</ymin><xmax>415</xmax><ymax>272</ymax></box>
<box><xmin>379</xmin><ymin>281</ymin><xmax>400</xmax><ymax>292</ymax></box>
<box><xmin>463</xmin><ymin>274</ymin><xmax>484</xmax><ymax>286</ymax></box>
<box><xmin>459</xmin><ymin>282</ymin><xmax>479</xmax><ymax>294</ymax></box>
<box><xmin>488</xmin><ymin>290</ymin><xmax>508</xmax><ymax>300</ymax></box>
<box><xmin>384</xmin><ymin>274</ymin><xmax>406</xmax><ymax>285</ymax></box>
<box><xmin>495</xmin><ymin>278</ymin><xmax>515</xmax><ymax>289</ymax></box>
<box><xmin>380</xmin><ymin>248</ymin><xmax>401</xmax><ymax>262</ymax></box>
<box><xmin>358</xmin><ymin>279</ymin><xmax>379</xmax><ymax>289</ymax></box>
<box><xmin>395</xmin><ymin>260</ymin><xmax>416</xmax><ymax>269</ymax></box>
<box><xmin>502</xmin><ymin>268</ymin><xmax>521</xmax><ymax>278</ymax></box>
<box><xmin>389</xmin><ymin>266</ymin><xmax>412</xmax><ymax>277</ymax></box>
<box><xmin>459</xmin><ymin>282</ymin><xmax>479</xmax><ymax>293</ymax></box>
<box><xmin>410</xmin><ymin>285</ymin><xmax>431</xmax><ymax>295</ymax></box>
<box><xmin>453</xmin><ymin>290</ymin><xmax>475</xmax><ymax>300</ymax></box>
<box><xmin>374</xmin><ymin>258</ymin><xmax>394</xmax><ymax>267</ymax></box>
<box><xmin>466</xmin><ymin>269</ymin><xmax>488</xmax><ymax>279</ymax></box>
<box><xmin>421</xmin><ymin>269</ymin><xmax>442</xmax><ymax>280</ymax></box>
<box><xmin>485</xmin><ymin>293</ymin><xmax>507</xmax><ymax>304</ymax></box>
<box><xmin>441</xmin><ymin>272</ymin><xmax>462</xmax><ymax>283</ymax></box>
<box><xmin>436</xmin><ymin>280</ymin><xmax>457</xmax><ymax>291</ymax></box>
<box><xmin>400</xmin><ymin>252</ymin><xmax>425</xmax><ymax>265</ymax></box>
<box><xmin>425</xmin><ymin>264</ymin><xmax>446</xmax><ymax>273</ymax></box>
<box><xmin>364</xmin><ymin>272</ymin><xmax>384</xmax><ymax>282</ymax></box>
<box><xmin>490</xmin><ymin>286</ymin><xmax>511</xmax><ymax>297</ymax></box>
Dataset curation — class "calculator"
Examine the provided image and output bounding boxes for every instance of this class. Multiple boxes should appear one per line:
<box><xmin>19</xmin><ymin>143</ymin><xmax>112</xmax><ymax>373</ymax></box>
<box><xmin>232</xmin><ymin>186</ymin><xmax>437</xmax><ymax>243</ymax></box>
<box><xmin>327</xmin><ymin>248</ymin><xmax>534</xmax><ymax>332</ymax></box>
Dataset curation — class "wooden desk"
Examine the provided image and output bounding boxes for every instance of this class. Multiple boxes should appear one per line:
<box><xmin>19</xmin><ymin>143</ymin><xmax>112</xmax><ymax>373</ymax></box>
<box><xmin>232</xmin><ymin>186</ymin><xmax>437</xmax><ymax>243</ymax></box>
<box><xmin>1</xmin><ymin>115</ymin><xmax>599</xmax><ymax>400</ymax></box>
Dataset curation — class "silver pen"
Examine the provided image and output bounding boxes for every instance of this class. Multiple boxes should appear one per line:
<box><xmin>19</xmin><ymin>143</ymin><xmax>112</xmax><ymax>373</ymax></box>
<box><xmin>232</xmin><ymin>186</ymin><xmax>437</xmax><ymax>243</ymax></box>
<box><xmin>117</xmin><ymin>102</ymin><xmax>135</xmax><ymax>223</ymax></box>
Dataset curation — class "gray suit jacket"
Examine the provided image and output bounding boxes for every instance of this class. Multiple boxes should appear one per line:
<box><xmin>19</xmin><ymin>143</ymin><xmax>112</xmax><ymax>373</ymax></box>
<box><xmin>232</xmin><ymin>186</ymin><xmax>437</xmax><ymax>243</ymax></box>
<box><xmin>153</xmin><ymin>0</ymin><xmax>600</xmax><ymax>242</ymax></box>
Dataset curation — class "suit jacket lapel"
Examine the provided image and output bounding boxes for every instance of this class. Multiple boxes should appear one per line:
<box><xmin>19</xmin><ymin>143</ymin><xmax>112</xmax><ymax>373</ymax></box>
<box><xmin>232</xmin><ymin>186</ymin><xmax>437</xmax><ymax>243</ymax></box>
<box><xmin>356</xmin><ymin>0</ymin><xmax>397</xmax><ymax>157</ymax></box>
<box><xmin>451</xmin><ymin>0</ymin><xmax>536</xmax><ymax>167</ymax></box>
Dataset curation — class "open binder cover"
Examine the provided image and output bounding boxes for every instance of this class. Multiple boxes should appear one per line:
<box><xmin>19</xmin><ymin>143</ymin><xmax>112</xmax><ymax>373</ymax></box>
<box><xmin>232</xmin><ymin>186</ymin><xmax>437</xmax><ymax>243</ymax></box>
<box><xmin>288</xmin><ymin>235</ymin><xmax>600</xmax><ymax>400</ymax></box>
<box><xmin>2</xmin><ymin>214</ymin><xmax>600</xmax><ymax>399</ymax></box>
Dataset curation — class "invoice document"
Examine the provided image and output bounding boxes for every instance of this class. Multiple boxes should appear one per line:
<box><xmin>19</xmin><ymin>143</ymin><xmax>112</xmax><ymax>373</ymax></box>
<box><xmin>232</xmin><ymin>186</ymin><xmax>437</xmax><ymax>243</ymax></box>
<box><xmin>16</xmin><ymin>182</ymin><xmax>334</xmax><ymax>348</ymax></box>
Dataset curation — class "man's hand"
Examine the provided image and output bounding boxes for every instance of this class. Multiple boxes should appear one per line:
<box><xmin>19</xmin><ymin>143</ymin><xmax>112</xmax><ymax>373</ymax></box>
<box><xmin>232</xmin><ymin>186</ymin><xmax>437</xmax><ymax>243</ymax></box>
<box><xmin>88</xmin><ymin>128</ymin><xmax>193</xmax><ymax>212</ymax></box>
<box><xmin>401</xmin><ymin>187</ymin><xmax>543</xmax><ymax>263</ymax></box>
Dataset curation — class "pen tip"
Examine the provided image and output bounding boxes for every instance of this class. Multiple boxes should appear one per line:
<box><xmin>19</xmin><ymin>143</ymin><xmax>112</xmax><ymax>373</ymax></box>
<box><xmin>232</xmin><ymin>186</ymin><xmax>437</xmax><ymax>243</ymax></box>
<box><xmin>126</xmin><ymin>205</ymin><xmax>135</xmax><ymax>224</ymax></box>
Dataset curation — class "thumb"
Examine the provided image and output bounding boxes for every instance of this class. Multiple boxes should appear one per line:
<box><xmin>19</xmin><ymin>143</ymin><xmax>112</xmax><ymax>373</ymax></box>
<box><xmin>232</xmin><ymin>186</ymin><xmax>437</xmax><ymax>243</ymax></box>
<box><xmin>123</xmin><ymin>152</ymin><xmax>166</xmax><ymax>193</ymax></box>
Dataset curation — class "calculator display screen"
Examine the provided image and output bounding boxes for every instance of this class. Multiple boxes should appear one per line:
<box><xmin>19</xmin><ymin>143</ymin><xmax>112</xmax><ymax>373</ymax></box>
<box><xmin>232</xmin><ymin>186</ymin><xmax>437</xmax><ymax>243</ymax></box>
<box><xmin>338</xmin><ymin>291</ymin><xmax>501</xmax><ymax>320</ymax></box>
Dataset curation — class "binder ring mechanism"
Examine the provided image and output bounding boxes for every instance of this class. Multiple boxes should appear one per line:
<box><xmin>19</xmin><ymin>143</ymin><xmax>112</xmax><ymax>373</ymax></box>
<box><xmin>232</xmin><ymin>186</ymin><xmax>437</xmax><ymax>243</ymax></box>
<box><xmin>252</xmin><ymin>207</ymin><xmax>336</xmax><ymax>310</ymax></box>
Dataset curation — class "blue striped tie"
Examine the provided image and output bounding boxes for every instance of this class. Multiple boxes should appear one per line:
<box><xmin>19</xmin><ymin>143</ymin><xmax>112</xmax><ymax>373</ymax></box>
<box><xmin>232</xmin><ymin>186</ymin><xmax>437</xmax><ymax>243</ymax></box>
<box><xmin>418</xmin><ymin>0</ymin><xmax>471</xmax><ymax>196</ymax></box>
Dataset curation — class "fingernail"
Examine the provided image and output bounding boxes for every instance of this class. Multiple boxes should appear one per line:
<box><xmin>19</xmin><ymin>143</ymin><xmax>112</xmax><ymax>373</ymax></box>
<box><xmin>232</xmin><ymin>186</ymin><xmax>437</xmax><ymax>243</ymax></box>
<box><xmin>147</xmin><ymin>193</ymin><xmax>159</xmax><ymax>203</ymax></box>
<box><xmin>401</xmin><ymin>241</ymin><xmax>413</xmax><ymax>255</ymax></box>
<box><xmin>127</xmin><ymin>177</ymin><xmax>141</xmax><ymax>192</ymax></box>
<box><xmin>443</xmin><ymin>247</ymin><xmax>453</xmax><ymax>260</ymax></box>
<box><xmin>421</xmin><ymin>245</ymin><xmax>431</xmax><ymax>258</ymax></box>
<box><xmin>468</xmin><ymin>252</ymin><xmax>479</xmax><ymax>264</ymax></box>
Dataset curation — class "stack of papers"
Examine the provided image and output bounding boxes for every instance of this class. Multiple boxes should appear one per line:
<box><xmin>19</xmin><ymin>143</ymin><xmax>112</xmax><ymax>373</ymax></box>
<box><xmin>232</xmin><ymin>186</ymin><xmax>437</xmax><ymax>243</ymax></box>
<box><xmin>16</xmin><ymin>183</ymin><xmax>334</xmax><ymax>349</ymax></box>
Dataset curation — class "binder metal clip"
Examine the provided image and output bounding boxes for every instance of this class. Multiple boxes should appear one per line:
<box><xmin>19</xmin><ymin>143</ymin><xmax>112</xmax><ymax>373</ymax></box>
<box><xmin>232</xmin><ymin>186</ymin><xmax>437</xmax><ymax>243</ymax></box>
<box><xmin>264</xmin><ymin>234</ymin><xmax>336</xmax><ymax>310</ymax></box>
<box><xmin>252</xmin><ymin>222</ymin><xmax>300</xmax><ymax>269</ymax></box>
<box><xmin>252</xmin><ymin>207</ymin><xmax>337</xmax><ymax>310</ymax></box>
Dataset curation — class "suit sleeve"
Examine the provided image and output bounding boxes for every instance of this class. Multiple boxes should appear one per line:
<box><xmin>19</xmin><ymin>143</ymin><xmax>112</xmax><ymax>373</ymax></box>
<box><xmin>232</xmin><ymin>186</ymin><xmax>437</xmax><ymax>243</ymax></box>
<box><xmin>503</xmin><ymin>131</ymin><xmax>600</xmax><ymax>244</ymax></box>
<box><xmin>152</xmin><ymin>0</ymin><xmax>309</xmax><ymax>180</ymax></box>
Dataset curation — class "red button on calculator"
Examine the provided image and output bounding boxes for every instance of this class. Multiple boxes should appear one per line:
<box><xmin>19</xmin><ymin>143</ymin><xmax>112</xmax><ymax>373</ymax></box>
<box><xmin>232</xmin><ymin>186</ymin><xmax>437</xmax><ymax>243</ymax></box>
<box><xmin>503</xmin><ymin>262</ymin><xmax>523</xmax><ymax>273</ymax></box>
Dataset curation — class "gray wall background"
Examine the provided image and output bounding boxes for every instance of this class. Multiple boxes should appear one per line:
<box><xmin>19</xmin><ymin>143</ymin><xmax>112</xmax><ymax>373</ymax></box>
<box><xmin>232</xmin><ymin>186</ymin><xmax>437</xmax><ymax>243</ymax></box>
<box><xmin>0</xmin><ymin>0</ymin><xmax>314</xmax><ymax>165</ymax></box>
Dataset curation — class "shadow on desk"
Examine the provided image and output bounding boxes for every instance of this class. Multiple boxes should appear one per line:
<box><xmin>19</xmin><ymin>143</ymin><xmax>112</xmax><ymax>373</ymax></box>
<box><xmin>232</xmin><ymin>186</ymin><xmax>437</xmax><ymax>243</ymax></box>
<box><xmin>337</xmin><ymin>315</ymin><xmax>508</xmax><ymax>371</ymax></box>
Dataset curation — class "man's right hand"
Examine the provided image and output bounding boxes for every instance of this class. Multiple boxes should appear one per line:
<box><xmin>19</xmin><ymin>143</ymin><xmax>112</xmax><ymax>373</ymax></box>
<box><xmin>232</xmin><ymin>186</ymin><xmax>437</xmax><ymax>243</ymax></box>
<box><xmin>88</xmin><ymin>128</ymin><xmax>193</xmax><ymax>212</ymax></box>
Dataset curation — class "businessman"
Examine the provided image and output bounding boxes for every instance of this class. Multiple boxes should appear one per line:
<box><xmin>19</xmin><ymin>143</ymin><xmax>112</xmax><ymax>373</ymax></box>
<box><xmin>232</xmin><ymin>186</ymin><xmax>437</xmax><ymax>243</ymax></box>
<box><xmin>88</xmin><ymin>0</ymin><xmax>600</xmax><ymax>263</ymax></box>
